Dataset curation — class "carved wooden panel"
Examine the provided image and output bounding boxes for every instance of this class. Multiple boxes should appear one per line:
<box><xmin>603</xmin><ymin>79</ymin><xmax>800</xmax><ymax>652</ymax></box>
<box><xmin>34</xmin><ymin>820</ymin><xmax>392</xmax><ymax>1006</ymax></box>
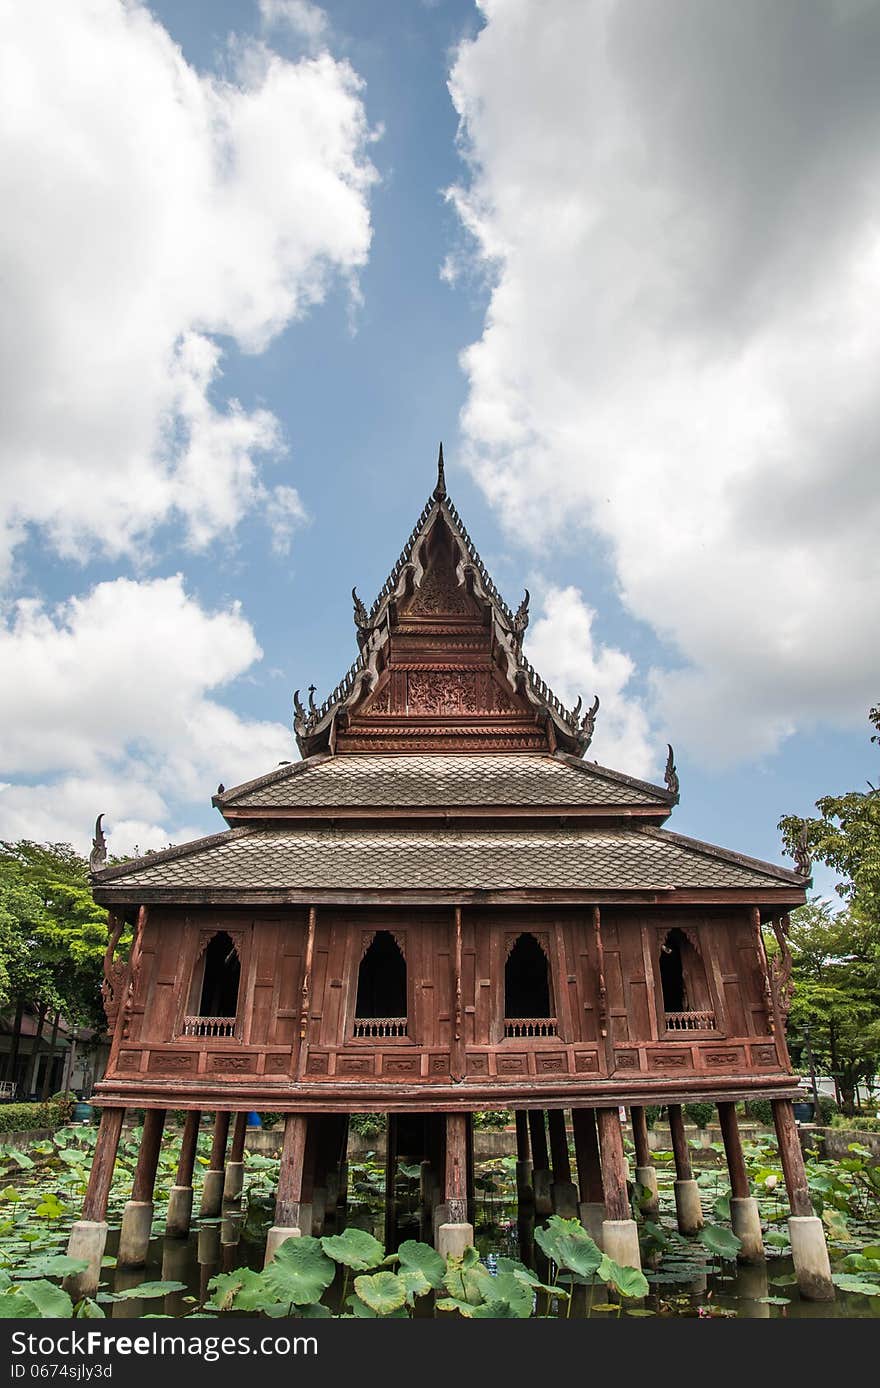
<box><xmin>574</xmin><ymin>1050</ymin><xmax>600</xmax><ymax>1073</ymax></box>
<box><xmin>117</xmin><ymin>1050</ymin><xmax>141</xmax><ymax>1072</ymax></box>
<box><xmin>496</xmin><ymin>1053</ymin><xmax>527</xmax><ymax>1075</ymax></box>
<box><xmin>306</xmin><ymin>1053</ymin><xmax>329</xmax><ymax>1075</ymax></box>
<box><xmin>535</xmin><ymin>1052</ymin><xmax>568</xmax><ymax>1074</ymax></box>
<box><xmin>647</xmin><ymin>1049</ymin><xmax>691</xmax><ymax>1070</ymax></box>
<box><xmin>749</xmin><ymin>1043</ymin><xmax>780</xmax><ymax>1068</ymax></box>
<box><xmin>466</xmin><ymin>1054</ymin><xmax>489</xmax><ymax>1075</ymax></box>
<box><xmin>147</xmin><ymin>1051</ymin><xmax>197</xmax><ymax>1075</ymax></box>
<box><xmin>264</xmin><ymin>1053</ymin><xmax>291</xmax><ymax>1074</ymax></box>
<box><xmin>613</xmin><ymin>1049</ymin><xmax>639</xmax><ymax>1070</ymax></box>
<box><xmin>429</xmin><ymin>1052</ymin><xmax>451</xmax><ymax>1075</ymax></box>
<box><xmin>702</xmin><ymin>1047</ymin><xmax>745</xmax><ymax>1069</ymax></box>
<box><xmin>337</xmin><ymin>1054</ymin><xmax>375</xmax><ymax>1076</ymax></box>
<box><xmin>382</xmin><ymin>1055</ymin><xmax>420</xmax><ymax>1077</ymax></box>
<box><xmin>206</xmin><ymin>1053</ymin><xmax>254</xmax><ymax>1075</ymax></box>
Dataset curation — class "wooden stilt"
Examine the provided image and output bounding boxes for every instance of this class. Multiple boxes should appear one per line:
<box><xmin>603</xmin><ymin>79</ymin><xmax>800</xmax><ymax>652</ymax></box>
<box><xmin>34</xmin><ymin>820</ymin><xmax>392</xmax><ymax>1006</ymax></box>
<box><xmin>229</xmin><ymin>1112</ymin><xmax>247</xmax><ymax>1166</ymax></box>
<box><xmin>515</xmin><ymin>1111</ymin><xmax>530</xmax><ymax>1165</ymax></box>
<box><xmin>274</xmin><ymin>1114</ymin><xmax>308</xmax><ymax>1229</ymax></box>
<box><xmin>572</xmin><ymin>1108</ymin><xmax>603</xmax><ymax>1203</ymax></box>
<box><xmin>175</xmin><ymin>1111</ymin><xmax>201</xmax><ymax>1188</ymax></box>
<box><xmin>772</xmin><ymin>1099</ymin><xmax>812</xmax><ymax>1216</ymax></box>
<box><xmin>528</xmin><ymin>1109</ymin><xmax>549</xmax><ymax>1173</ymax></box>
<box><xmin>596</xmin><ymin>1107</ymin><xmax>630</xmax><ymax>1222</ymax></box>
<box><xmin>444</xmin><ymin>1113</ymin><xmax>468</xmax><ymax>1225</ymax></box>
<box><xmin>465</xmin><ymin>1112</ymin><xmax>475</xmax><ymax>1227</ymax></box>
<box><xmin>547</xmin><ymin>1110</ymin><xmax>571</xmax><ymax>1183</ymax></box>
<box><xmin>131</xmin><ymin>1109</ymin><xmax>165</xmax><ymax>1202</ymax></box>
<box><xmin>630</xmin><ymin>1107</ymin><xmax>650</xmax><ymax>1170</ymax></box>
<box><xmin>717</xmin><ymin>1103</ymin><xmax>750</xmax><ymax>1199</ymax></box>
<box><xmin>82</xmin><ymin>1108</ymin><xmax>125</xmax><ymax>1221</ymax></box>
<box><xmin>668</xmin><ymin>1105</ymin><xmax>693</xmax><ymax>1182</ymax></box>
<box><xmin>209</xmin><ymin>1111</ymin><xmax>231</xmax><ymax>1170</ymax></box>
<box><xmin>384</xmin><ymin>1113</ymin><xmax>398</xmax><ymax>1251</ymax></box>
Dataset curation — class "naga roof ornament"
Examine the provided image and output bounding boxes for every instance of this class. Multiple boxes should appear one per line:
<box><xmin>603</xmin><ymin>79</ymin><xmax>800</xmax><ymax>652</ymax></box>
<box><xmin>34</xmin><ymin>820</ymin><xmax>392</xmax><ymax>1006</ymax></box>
<box><xmin>664</xmin><ymin>744</ymin><xmax>681</xmax><ymax>805</ymax></box>
<box><xmin>89</xmin><ymin>813</ymin><xmax>108</xmax><ymax>874</ymax></box>
<box><xmin>793</xmin><ymin>825</ymin><xmax>812</xmax><ymax>879</ymax></box>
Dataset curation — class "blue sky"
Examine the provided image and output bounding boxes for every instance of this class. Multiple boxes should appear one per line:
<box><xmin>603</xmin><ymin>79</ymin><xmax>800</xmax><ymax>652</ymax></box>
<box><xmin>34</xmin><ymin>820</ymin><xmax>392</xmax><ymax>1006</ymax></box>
<box><xmin>2</xmin><ymin>1</ymin><xmax>878</xmax><ymax>904</ymax></box>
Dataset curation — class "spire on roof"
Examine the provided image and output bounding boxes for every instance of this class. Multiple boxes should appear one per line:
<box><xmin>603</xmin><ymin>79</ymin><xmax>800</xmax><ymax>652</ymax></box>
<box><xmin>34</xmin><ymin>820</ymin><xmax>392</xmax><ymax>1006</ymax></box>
<box><xmin>433</xmin><ymin>442</ymin><xmax>446</xmax><ymax>501</ymax></box>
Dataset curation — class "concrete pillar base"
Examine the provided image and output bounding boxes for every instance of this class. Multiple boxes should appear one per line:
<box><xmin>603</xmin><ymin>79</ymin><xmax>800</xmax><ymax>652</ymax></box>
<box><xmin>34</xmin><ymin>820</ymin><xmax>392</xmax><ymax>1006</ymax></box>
<box><xmin>533</xmin><ymin>1168</ymin><xmax>552</xmax><ymax>1217</ymax></box>
<box><xmin>601</xmin><ymin>1218</ymin><xmax>642</xmax><ymax>1270</ymax></box>
<box><xmin>551</xmin><ymin>1180</ymin><xmax>580</xmax><ymax>1219</ymax></box>
<box><xmin>165</xmin><ymin>1184</ymin><xmax>194</xmax><ymax>1238</ymax></box>
<box><xmin>579</xmin><ymin>1201</ymin><xmax>605</xmax><ymax>1247</ymax></box>
<box><xmin>264</xmin><ymin>1225</ymin><xmax>302</xmax><ymax>1265</ymax></box>
<box><xmin>161</xmin><ymin>1237</ymin><xmax>191</xmax><ymax>1283</ymax></box>
<box><xmin>62</xmin><ymin>1220</ymin><xmax>108</xmax><ymax>1300</ymax></box>
<box><xmin>199</xmin><ymin>1169</ymin><xmax>224</xmax><ymax>1219</ymax></box>
<box><xmin>674</xmin><ymin>1178</ymin><xmax>704</xmax><ymax>1235</ymax></box>
<box><xmin>432</xmin><ymin>1201</ymin><xmax>449</xmax><ymax>1244</ymax></box>
<box><xmin>299</xmin><ymin>1202</ymin><xmax>313</xmax><ymax>1237</ymax></box>
<box><xmin>737</xmin><ymin>1262</ymin><xmax>770</xmax><ymax>1317</ymax></box>
<box><xmin>223</xmin><ymin>1161</ymin><xmax>244</xmax><ymax>1204</ymax></box>
<box><xmin>635</xmin><ymin>1165</ymin><xmax>660</xmax><ymax>1218</ymax></box>
<box><xmin>117</xmin><ymin>1200</ymin><xmax>154</xmax><ymax>1268</ymax></box>
<box><xmin>437</xmin><ymin>1222</ymin><xmax>475</xmax><ymax>1260</ymax></box>
<box><xmin>731</xmin><ymin>1196</ymin><xmax>765</xmax><ymax>1263</ymax></box>
<box><xmin>789</xmin><ymin>1215</ymin><xmax>835</xmax><ymax>1301</ymax></box>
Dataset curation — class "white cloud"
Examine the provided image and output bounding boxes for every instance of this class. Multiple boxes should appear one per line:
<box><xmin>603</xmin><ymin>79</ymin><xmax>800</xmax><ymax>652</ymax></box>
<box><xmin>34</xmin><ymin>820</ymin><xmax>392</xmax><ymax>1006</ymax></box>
<box><xmin>259</xmin><ymin>0</ymin><xmax>329</xmax><ymax>47</ymax></box>
<box><xmin>525</xmin><ymin>585</ymin><xmax>654</xmax><ymax>779</ymax></box>
<box><xmin>0</xmin><ymin>575</ymin><xmax>291</xmax><ymax>854</ymax></box>
<box><xmin>0</xmin><ymin>0</ymin><xmax>376</xmax><ymax>582</ymax></box>
<box><xmin>448</xmin><ymin>1</ymin><xmax>880</xmax><ymax>766</ymax></box>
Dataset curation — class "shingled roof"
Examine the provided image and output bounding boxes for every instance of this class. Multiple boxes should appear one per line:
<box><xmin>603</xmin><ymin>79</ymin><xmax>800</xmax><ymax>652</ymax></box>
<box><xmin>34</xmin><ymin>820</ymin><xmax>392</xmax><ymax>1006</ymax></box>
<box><xmin>92</xmin><ymin>822</ymin><xmax>804</xmax><ymax>899</ymax></box>
<box><xmin>215</xmin><ymin>751</ymin><xmax>673</xmax><ymax>815</ymax></box>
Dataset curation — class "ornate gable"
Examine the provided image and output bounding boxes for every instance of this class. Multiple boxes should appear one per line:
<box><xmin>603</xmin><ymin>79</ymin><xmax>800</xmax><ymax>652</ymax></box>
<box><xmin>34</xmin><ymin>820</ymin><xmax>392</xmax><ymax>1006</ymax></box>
<box><xmin>293</xmin><ymin>447</ymin><xmax>598</xmax><ymax>758</ymax></box>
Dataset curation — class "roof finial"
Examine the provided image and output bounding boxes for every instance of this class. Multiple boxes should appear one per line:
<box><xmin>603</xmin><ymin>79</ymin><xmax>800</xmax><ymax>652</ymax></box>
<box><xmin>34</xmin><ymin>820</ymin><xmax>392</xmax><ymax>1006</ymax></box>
<box><xmin>664</xmin><ymin>744</ymin><xmax>680</xmax><ymax>804</ymax></box>
<box><xmin>89</xmin><ymin>813</ymin><xmax>107</xmax><ymax>874</ymax></box>
<box><xmin>433</xmin><ymin>441</ymin><xmax>446</xmax><ymax>501</ymax></box>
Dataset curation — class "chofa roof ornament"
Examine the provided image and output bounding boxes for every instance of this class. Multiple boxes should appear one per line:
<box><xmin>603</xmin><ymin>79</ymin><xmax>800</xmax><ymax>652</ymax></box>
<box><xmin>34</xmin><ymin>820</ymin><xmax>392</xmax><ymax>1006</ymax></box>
<box><xmin>433</xmin><ymin>441</ymin><xmax>446</xmax><ymax>501</ymax></box>
<box><xmin>664</xmin><ymin>744</ymin><xmax>680</xmax><ymax>804</ymax></box>
<box><xmin>89</xmin><ymin>813</ymin><xmax>107</xmax><ymax>873</ymax></box>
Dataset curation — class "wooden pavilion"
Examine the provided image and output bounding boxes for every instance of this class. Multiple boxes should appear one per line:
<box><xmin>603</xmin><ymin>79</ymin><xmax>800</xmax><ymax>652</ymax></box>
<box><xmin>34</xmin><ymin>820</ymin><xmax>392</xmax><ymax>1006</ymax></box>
<box><xmin>67</xmin><ymin>448</ymin><xmax>834</xmax><ymax>1300</ymax></box>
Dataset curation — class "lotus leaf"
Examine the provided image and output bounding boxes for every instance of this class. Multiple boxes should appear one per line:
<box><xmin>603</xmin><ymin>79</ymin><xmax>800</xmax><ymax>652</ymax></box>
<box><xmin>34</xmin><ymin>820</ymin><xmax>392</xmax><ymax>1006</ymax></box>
<box><xmin>264</xmin><ymin>1236</ymin><xmax>335</xmax><ymax>1306</ymax></box>
<box><xmin>321</xmin><ymin>1227</ymin><xmax>384</xmax><ymax>1271</ymax></box>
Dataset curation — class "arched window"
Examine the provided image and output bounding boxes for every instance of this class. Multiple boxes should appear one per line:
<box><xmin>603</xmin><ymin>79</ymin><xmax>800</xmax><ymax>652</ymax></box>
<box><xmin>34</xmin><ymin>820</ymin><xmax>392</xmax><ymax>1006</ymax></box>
<box><xmin>184</xmin><ymin>932</ymin><xmax>240</xmax><ymax>1037</ymax></box>
<box><xmin>504</xmin><ymin>933</ymin><xmax>556</xmax><ymax>1037</ymax></box>
<box><xmin>660</xmin><ymin>928</ymin><xmax>715</xmax><ymax>1032</ymax></box>
<box><xmin>354</xmin><ymin>932</ymin><xmax>407</xmax><ymax>1038</ymax></box>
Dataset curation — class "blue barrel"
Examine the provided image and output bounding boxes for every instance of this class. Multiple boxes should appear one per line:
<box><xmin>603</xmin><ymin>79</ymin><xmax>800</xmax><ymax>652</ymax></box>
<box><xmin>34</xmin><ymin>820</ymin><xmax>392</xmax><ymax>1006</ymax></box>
<box><xmin>246</xmin><ymin>1111</ymin><xmax>262</xmax><ymax>1128</ymax></box>
<box><xmin>72</xmin><ymin>1101</ymin><xmax>96</xmax><ymax>1123</ymax></box>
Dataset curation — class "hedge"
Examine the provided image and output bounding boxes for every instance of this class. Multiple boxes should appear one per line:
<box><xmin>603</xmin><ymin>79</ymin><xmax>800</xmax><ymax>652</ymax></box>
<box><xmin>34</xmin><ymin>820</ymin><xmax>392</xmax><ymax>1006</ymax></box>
<box><xmin>0</xmin><ymin>1095</ymin><xmax>74</xmax><ymax>1136</ymax></box>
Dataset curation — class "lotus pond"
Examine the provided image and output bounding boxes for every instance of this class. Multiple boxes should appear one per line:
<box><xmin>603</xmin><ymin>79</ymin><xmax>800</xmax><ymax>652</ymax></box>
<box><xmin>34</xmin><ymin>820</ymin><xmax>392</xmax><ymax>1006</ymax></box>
<box><xmin>1</xmin><ymin>1123</ymin><xmax>879</xmax><ymax>1319</ymax></box>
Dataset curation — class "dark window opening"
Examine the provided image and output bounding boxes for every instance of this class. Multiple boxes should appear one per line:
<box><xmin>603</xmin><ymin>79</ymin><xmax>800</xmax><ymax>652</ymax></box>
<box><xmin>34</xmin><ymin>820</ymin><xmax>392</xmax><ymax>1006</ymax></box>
<box><xmin>660</xmin><ymin>929</ymin><xmax>688</xmax><ymax>1012</ymax></box>
<box><xmin>504</xmin><ymin>933</ymin><xmax>552</xmax><ymax>1018</ymax></box>
<box><xmin>198</xmin><ymin>932</ymin><xmax>240</xmax><ymax>1018</ymax></box>
<box><xmin>356</xmin><ymin>932</ymin><xmax>407</xmax><ymax>1018</ymax></box>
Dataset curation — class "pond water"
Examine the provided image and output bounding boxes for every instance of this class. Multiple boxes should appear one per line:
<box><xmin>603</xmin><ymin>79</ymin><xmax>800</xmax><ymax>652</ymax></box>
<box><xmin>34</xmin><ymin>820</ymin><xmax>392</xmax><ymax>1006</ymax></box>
<box><xmin>4</xmin><ymin>1126</ymin><xmax>880</xmax><ymax>1318</ymax></box>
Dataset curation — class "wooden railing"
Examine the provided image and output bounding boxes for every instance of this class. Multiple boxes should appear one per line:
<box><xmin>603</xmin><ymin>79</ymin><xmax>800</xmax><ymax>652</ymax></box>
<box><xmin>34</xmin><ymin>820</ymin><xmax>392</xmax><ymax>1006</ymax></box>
<box><xmin>503</xmin><ymin>1017</ymin><xmax>558</xmax><ymax>1039</ymax></box>
<box><xmin>353</xmin><ymin>1017</ymin><xmax>408</xmax><ymax>1039</ymax></box>
<box><xmin>664</xmin><ymin>1010</ymin><xmax>716</xmax><ymax>1032</ymax></box>
<box><xmin>182</xmin><ymin>1015</ymin><xmax>237</xmax><ymax>1038</ymax></box>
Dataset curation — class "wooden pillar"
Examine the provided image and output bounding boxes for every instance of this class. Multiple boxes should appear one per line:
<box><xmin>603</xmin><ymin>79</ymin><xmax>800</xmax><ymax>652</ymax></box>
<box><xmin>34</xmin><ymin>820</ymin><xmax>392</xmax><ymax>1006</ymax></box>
<box><xmin>465</xmin><ymin>1113</ymin><xmax>475</xmax><ymax>1227</ymax></box>
<box><xmin>200</xmin><ymin>1110</ymin><xmax>231</xmax><ymax>1218</ymax></box>
<box><xmin>82</xmin><ymin>1107</ymin><xmax>125</xmax><ymax>1222</ymax></box>
<box><xmin>773</xmin><ymin>1097</ymin><xmax>833</xmax><ymax>1300</ymax></box>
<box><xmin>548</xmin><ymin>1110</ymin><xmax>571</xmax><ymax>1184</ymax></box>
<box><xmin>131</xmin><ymin>1109</ymin><xmax>165</xmax><ymax>1203</ymax></box>
<box><xmin>229</xmin><ymin>1112</ymin><xmax>247</xmax><ymax>1165</ymax></box>
<box><xmin>515</xmin><ymin>1110</ymin><xmax>530</xmax><ymax>1165</ymax></box>
<box><xmin>717</xmin><ymin>1102</ymin><xmax>750</xmax><ymax>1199</ymax></box>
<box><xmin>175</xmin><ymin>1111</ymin><xmax>201</xmax><ymax>1188</ymax></box>
<box><xmin>669</xmin><ymin>1103</ymin><xmax>703</xmax><ymax>1234</ymax></box>
<box><xmin>631</xmin><ymin>1107</ymin><xmax>650</xmax><ymax>1170</ymax></box>
<box><xmin>718</xmin><ymin>1101</ymin><xmax>764</xmax><ymax>1262</ymax></box>
<box><xmin>772</xmin><ymin>1098</ymin><xmax>812</xmax><ymax>1217</ymax></box>
<box><xmin>274</xmin><ymin>1114</ymin><xmax>308</xmax><ymax>1229</ymax></box>
<box><xmin>528</xmin><ymin>1109</ymin><xmax>549</xmax><ymax>1171</ymax></box>
<box><xmin>631</xmin><ymin>1105</ymin><xmax>660</xmax><ymax>1217</ymax></box>
<box><xmin>572</xmin><ymin>1108</ymin><xmax>603</xmax><ymax>1203</ymax></box>
<box><xmin>595</xmin><ymin>1107</ymin><xmax>630</xmax><ymax>1222</ymax></box>
<box><xmin>668</xmin><ymin>1104</ymin><xmax>692</xmax><ymax>1182</ymax></box>
<box><xmin>444</xmin><ymin>1113</ymin><xmax>468</xmax><ymax>1225</ymax></box>
<box><xmin>384</xmin><ymin>1113</ymin><xmax>398</xmax><ymax>1251</ymax></box>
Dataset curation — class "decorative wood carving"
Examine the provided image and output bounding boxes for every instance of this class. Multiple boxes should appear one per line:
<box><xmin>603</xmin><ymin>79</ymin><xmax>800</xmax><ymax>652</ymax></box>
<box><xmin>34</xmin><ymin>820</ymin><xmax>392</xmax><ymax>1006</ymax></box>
<box><xmin>101</xmin><ymin>911</ymin><xmax>127</xmax><ymax>1032</ymax></box>
<box><xmin>593</xmin><ymin>906</ymin><xmax>608</xmax><ymax>1038</ymax></box>
<box><xmin>408</xmin><ymin>669</ymin><xmax>479</xmax><ymax>713</ymax></box>
<box><xmin>408</xmin><ymin>542</ymin><xmax>473</xmax><ymax>616</ymax></box>
<box><xmin>770</xmin><ymin>913</ymin><xmax>795</xmax><ymax>1019</ymax></box>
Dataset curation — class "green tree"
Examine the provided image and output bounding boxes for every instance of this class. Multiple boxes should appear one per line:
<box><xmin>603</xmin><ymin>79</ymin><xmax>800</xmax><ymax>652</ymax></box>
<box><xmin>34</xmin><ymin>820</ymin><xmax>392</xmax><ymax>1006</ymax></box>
<box><xmin>779</xmin><ymin>704</ymin><xmax>880</xmax><ymax>922</ymax></box>
<box><xmin>785</xmin><ymin>898</ymin><xmax>880</xmax><ymax>1114</ymax></box>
